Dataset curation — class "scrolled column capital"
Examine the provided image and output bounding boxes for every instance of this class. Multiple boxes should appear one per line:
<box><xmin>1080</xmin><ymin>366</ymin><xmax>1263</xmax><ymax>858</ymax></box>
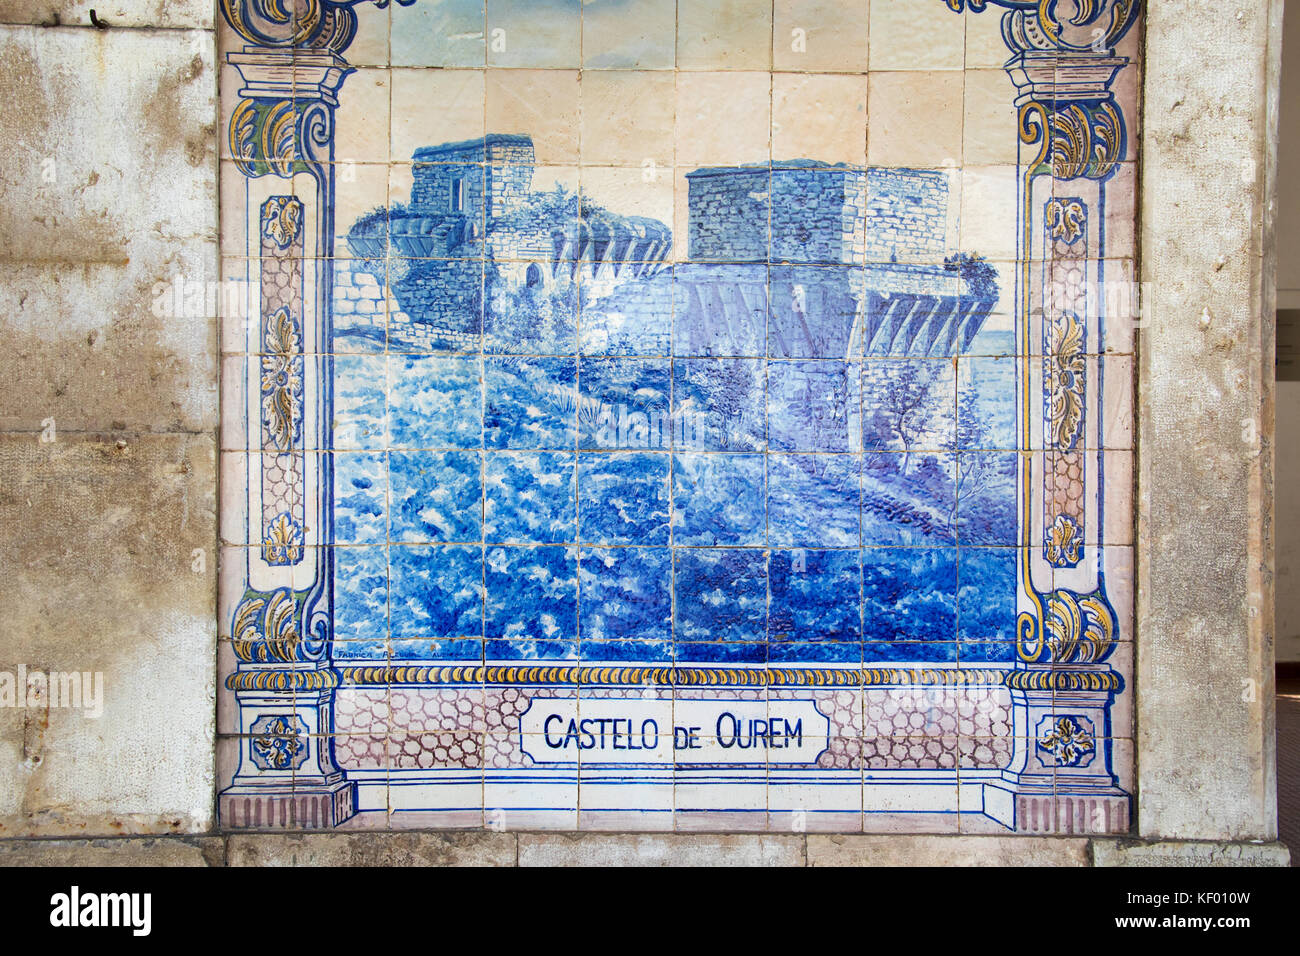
<box><xmin>942</xmin><ymin>0</ymin><xmax>1139</xmax><ymax>57</ymax></box>
<box><xmin>220</xmin><ymin>0</ymin><xmax>415</xmax><ymax>56</ymax></box>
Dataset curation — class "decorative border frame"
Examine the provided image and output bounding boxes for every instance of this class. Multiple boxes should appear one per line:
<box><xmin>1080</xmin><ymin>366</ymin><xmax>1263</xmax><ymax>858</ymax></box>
<box><xmin>218</xmin><ymin>0</ymin><xmax>1139</xmax><ymax>832</ymax></box>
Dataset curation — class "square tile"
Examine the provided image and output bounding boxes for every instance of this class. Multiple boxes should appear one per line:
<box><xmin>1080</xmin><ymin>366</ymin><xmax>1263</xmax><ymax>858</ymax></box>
<box><xmin>577</xmin><ymin>452</ymin><xmax>671</xmax><ymax>545</ymax></box>
<box><xmin>674</xmin><ymin>548</ymin><xmax>769</xmax><ymax>643</ymax></box>
<box><xmin>484</xmin><ymin>356</ymin><xmax>577</xmax><ymax>449</ymax></box>
<box><xmin>866</xmin><ymin>71</ymin><xmax>964</xmax><ymax>168</ymax></box>
<box><xmin>578</xmin><ymin>547</ymin><xmax>673</xmax><ymax>643</ymax></box>
<box><xmin>861</xmin><ymin>451</ymin><xmax>958</xmax><ymax>546</ymax></box>
<box><xmin>486</xmin><ymin>69</ymin><xmax>580</xmax><ymax>165</ymax></box>
<box><xmin>773</xmin><ymin>0</ymin><xmax>869</xmax><ymax>73</ymax></box>
<box><xmin>335</xmin><ymin>451</ymin><xmax>388</xmax><ymax>544</ymax></box>
<box><xmin>484</xmin><ymin>544</ymin><xmax>579</xmax><ymax>643</ymax></box>
<box><xmin>771</xmin><ymin>73</ymin><xmax>868</xmax><ymax>166</ymax></box>
<box><xmin>582</xmin><ymin>0</ymin><xmax>676</xmax><ymax>69</ymax></box>
<box><xmin>768</xmin><ymin>360</ymin><xmax>863</xmax><ymax>452</ymax></box>
<box><xmin>677</xmin><ymin>0</ymin><xmax>774</xmax><ymax>70</ymax></box>
<box><xmin>769</xmin><ymin>548</ymin><xmax>862</xmax><ymax>641</ymax></box>
<box><xmin>577</xmin><ymin>357</ymin><xmax>671</xmax><ymax>449</ymax></box>
<box><xmin>387</xmin><ymin>354</ymin><xmax>483</xmax><ymax>449</ymax></box>
<box><xmin>486</xmin><ymin>0</ymin><xmax>581</xmax><ymax>69</ymax></box>
<box><xmin>768</xmin><ymin>453</ymin><xmax>862</xmax><ymax>547</ymax></box>
<box><xmin>389</xmin><ymin>449</ymin><xmax>483</xmax><ymax>544</ymax></box>
<box><xmin>391</xmin><ymin>70</ymin><xmax>486</xmax><ymax>161</ymax></box>
<box><xmin>862</xmin><ymin>547</ymin><xmax>957</xmax><ymax>643</ymax></box>
<box><xmin>768</xmin><ymin>265</ymin><xmax>863</xmax><ymax>357</ymax></box>
<box><xmin>869</xmin><ymin>0</ymin><xmax>965</xmax><ymax>71</ymax></box>
<box><xmin>580</xmin><ymin>71</ymin><xmax>676</xmax><ymax>166</ymax></box>
<box><xmin>956</xmin><ymin>546</ymin><xmax>1018</xmax><ymax>648</ymax></box>
<box><xmin>675</xmin><ymin>72</ymin><xmax>773</xmax><ymax>168</ymax></box>
<box><xmin>672</xmin><ymin>453</ymin><xmax>766</xmax><ymax>546</ymax></box>
<box><xmin>954</xmin><ymin>451</ymin><xmax>1017</xmax><ymax>545</ymax></box>
<box><xmin>861</xmin><ymin>360</ymin><xmax>957</xmax><ymax>452</ymax></box>
<box><xmin>673</xmin><ymin>358</ymin><xmax>767</xmax><ymax>452</ymax></box>
<box><xmin>673</xmin><ymin>266</ymin><xmax>769</xmax><ymax>354</ymax></box>
<box><xmin>391</xmin><ymin>544</ymin><xmax>485</xmax><ymax>640</ymax></box>
<box><xmin>484</xmin><ymin>450</ymin><xmax>576</xmax><ymax>544</ymax></box>
<box><xmin>391</xmin><ymin>0</ymin><xmax>485</xmax><ymax>67</ymax></box>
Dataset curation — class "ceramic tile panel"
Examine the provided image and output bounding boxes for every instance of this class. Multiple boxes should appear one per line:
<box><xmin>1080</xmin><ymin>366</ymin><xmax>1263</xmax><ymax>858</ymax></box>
<box><xmin>218</xmin><ymin>0</ymin><xmax>1140</xmax><ymax>833</ymax></box>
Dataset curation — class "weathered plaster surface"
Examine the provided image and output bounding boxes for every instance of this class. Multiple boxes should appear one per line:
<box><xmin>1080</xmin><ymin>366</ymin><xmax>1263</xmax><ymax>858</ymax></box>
<box><xmin>0</xmin><ymin>2</ymin><xmax>212</xmax><ymax>29</ymax></box>
<box><xmin>0</xmin><ymin>24</ymin><xmax>217</xmax><ymax>835</ymax></box>
<box><xmin>1138</xmin><ymin>0</ymin><xmax>1283</xmax><ymax>842</ymax></box>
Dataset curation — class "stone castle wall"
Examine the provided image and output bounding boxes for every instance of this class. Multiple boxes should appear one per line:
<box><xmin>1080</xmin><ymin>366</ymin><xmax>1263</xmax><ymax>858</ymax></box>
<box><xmin>686</xmin><ymin>164</ymin><xmax>949</xmax><ymax>264</ymax></box>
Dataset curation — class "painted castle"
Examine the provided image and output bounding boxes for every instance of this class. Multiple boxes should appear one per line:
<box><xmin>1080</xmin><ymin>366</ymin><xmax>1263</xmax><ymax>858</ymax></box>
<box><xmin>335</xmin><ymin>134</ymin><xmax>997</xmax><ymax>356</ymax></box>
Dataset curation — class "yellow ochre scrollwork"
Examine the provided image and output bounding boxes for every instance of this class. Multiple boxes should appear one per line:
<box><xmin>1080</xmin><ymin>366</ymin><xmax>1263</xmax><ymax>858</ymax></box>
<box><xmin>1017</xmin><ymin>588</ymin><xmax>1117</xmax><ymax>664</ymax></box>
<box><xmin>1047</xmin><ymin>198</ymin><xmax>1087</xmax><ymax>245</ymax></box>
<box><xmin>232</xmin><ymin>587</ymin><xmax>302</xmax><ymax>663</ymax></box>
<box><xmin>260</xmin><ymin>307</ymin><xmax>302</xmax><ymax>451</ymax></box>
<box><xmin>1019</xmin><ymin>99</ymin><xmax>1124</xmax><ymax>182</ymax></box>
<box><xmin>1048</xmin><ymin>311</ymin><xmax>1085</xmax><ymax>449</ymax></box>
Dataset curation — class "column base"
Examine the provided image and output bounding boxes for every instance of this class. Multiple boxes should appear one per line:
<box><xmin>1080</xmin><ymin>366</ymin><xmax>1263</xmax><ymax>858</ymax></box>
<box><xmin>219</xmin><ymin>779</ymin><xmax>356</xmax><ymax>829</ymax></box>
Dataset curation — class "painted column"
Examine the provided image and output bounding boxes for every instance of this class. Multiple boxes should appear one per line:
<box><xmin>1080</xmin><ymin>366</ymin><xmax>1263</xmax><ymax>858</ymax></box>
<box><xmin>944</xmin><ymin>0</ymin><xmax>1139</xmax><ymax>832</ymax></box>
<box><xmin>217</xmin><ymin>0</ymin><xmax>401</xmax><ymax>828</ymax></box>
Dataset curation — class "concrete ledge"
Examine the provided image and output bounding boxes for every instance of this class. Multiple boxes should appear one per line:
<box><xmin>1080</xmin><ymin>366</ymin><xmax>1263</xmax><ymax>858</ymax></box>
<box><xmin>0</xmin><ymin>833</ymin><xmax>1290</xmax><ymax>866</ymax></box>
<box><xmin>225</xmin><ymin>832</ymin><xmax>517</xmax><ymax>867</ymax></box>
<box><xmin>517</xmin><ymin>833</ymin><xmax>805</xmax><ymax>867</ymax></box>
<box><xmin>0</xmin><ymin>837</ymin><xmax>223</xmax><ymax>867</ymax></box>
<box><xmin>1091</xmin><ymin>839</ymin><xmax>1292</xmax><ymax>867</ymax></box>
<box><xmin>806</xmin><ymin>835</ymin><xmax>1089</xmax><ymax>867</ymax></box>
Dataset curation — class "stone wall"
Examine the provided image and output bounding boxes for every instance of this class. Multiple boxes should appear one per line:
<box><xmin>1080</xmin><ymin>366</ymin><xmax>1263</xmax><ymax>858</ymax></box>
<box><xmin>686</xmin><ymin>164</ymin><xmax>948</xmax><ymax>264</ymax></box>
<box><xmin>0</xmin><ymin>9</ymin><xmax>217</xmax><ymax>835</ymax></box>
<box><xmin>685</xmin><ymin>166</ymin><xmax>771</xmax><ymax>261</ymax></box>
<box><xmin>410</xmin><ymin>136</ymin><xmax>535</xmax><ymax>219</ymax></box>
<box><xmin>863</xmin><ymin>168</ymin><xmax>948</xmax><ymax>263</ymax></box>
